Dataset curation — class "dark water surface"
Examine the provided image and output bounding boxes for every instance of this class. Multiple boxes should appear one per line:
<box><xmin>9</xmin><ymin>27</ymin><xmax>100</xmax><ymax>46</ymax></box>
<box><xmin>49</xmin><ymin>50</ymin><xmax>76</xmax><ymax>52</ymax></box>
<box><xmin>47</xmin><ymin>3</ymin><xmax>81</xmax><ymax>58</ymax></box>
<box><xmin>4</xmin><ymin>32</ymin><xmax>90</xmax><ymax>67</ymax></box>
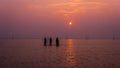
<box><xmin>0</xmin><ymin>39</ymin><xmax>120</xmax><ymax>68</ymax></box>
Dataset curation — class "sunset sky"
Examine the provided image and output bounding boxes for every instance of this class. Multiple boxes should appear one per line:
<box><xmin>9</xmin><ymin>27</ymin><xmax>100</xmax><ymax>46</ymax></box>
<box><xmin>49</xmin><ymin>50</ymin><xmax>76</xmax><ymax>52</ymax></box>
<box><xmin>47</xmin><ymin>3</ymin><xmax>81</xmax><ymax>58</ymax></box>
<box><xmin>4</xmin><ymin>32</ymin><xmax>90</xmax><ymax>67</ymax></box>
<box><xmin>0</xmin><ymin>0</ymin><xmax>120</xmax><ymax>38</ymax></box>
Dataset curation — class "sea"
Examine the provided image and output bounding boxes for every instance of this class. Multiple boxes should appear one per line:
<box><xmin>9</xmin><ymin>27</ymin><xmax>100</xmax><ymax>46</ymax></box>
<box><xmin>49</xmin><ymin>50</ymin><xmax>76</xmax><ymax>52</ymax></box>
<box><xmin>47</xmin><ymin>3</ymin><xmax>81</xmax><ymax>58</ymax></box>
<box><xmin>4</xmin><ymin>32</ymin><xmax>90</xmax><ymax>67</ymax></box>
<box><xmin>0</xmin><ymin>39</ymin><xmax>120</xmax><ymax>68</ymax></box>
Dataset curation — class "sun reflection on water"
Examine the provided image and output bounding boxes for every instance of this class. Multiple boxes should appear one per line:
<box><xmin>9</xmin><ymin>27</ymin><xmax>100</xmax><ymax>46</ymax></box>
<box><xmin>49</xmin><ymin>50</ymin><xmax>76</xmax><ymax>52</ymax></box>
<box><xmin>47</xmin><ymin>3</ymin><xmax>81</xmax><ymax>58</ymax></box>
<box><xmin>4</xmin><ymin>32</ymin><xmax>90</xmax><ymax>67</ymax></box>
<box><xmin>65</xmin><ymin>39</ymin><xmax>76</xmax><ymax>68</ymax></box>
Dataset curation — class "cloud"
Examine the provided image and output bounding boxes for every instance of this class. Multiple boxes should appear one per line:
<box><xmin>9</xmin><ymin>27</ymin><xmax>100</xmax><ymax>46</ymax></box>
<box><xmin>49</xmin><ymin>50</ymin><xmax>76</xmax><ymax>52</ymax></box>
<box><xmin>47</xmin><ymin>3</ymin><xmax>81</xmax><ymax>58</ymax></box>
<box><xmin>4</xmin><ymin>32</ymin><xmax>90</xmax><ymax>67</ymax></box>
<box><xmin>49</xmin><ymin>1</ymin><xmax>108</xmax><ymax>15</ymax></box>
<box><xmin>28</xmin><ymin>0</ymin><xmax>109</xmax><ymax>17</ymax></box>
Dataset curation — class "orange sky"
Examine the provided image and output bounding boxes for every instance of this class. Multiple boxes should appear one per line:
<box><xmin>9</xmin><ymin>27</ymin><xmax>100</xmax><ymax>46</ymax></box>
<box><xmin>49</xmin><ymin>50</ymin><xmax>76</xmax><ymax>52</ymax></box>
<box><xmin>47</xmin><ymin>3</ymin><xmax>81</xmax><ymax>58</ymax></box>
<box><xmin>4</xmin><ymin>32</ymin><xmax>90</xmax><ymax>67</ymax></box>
<box><xmin>0</xmin><ymin>0</ymin><xmax>120</xmax><ymax>38</ymax></box>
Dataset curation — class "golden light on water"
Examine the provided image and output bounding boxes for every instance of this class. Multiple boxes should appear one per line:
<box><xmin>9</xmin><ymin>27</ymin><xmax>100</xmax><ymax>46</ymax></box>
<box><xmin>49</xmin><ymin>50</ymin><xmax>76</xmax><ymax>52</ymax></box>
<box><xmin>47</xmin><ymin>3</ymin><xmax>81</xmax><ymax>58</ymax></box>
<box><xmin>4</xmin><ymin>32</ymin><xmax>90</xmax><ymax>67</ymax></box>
<box><xmin>65</xmin><ymin>39</ymin><xmax>76</xmax><ymax>68</ymax></box>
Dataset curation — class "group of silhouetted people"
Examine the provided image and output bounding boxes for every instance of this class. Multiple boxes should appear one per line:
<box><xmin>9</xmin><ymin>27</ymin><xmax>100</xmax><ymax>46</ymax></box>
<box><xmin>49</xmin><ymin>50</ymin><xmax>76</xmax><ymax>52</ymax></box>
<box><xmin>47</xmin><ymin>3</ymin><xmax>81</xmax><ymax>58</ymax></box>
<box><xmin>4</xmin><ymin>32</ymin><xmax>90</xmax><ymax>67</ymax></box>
<box><xmin>44</xmin><ymin>37</ymin><xmax>59</xmax><ymax>47</ymax></box>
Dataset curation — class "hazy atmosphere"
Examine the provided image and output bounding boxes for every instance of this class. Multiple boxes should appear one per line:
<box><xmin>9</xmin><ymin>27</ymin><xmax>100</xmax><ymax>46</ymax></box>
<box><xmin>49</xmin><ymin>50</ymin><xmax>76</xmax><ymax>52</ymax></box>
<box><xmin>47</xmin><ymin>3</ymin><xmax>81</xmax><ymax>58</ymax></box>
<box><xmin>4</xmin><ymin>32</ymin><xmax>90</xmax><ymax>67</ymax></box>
<box><xmin>0</xmin><ymin>0</ymin><xmax>120</xmax><ymax>38</ymax></box>
<box><xmin>0</xmin><ymin>1</ymin><xmax>120</xmax><ymax>68</ymax></box>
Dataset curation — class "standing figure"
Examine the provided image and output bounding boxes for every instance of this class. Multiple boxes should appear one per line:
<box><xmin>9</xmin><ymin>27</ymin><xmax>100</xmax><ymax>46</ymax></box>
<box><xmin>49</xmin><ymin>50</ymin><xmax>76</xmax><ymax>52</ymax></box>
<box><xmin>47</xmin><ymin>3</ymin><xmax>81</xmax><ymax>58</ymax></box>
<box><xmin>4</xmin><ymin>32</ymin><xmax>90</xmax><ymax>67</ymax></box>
<box><xmin>49</xmin><ymin>37</ymin><xmax>52</xmax><ymax>46</ymax></box>
<box><xmin>44</xmin><ymin>37</ymin><xmax>47</xmax><ymax>46</ymax></box>
<box><xmin>56</xmin><ymin>37</ymin><xmax>59</xmax><ymax>47</ymax></box>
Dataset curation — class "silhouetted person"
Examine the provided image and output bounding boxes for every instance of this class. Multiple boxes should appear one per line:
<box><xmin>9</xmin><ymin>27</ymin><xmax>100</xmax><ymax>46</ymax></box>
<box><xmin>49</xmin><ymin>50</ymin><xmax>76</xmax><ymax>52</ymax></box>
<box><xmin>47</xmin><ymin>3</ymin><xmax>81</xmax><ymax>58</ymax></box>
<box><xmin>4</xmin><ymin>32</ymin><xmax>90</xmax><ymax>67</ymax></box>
<box><xmin>44</xmin><ymin>37</ymin><xmax>47</xmax><ymax>46</ymax></box>
<box><xmin>49</xmin><ymin>37</ymin><xmax>52</xmax><ymax>46</ymax></box>
<box><xmin>56</xmin><ymin>37</ymin><xmax>59</xmax><ymax>47</ymax></box>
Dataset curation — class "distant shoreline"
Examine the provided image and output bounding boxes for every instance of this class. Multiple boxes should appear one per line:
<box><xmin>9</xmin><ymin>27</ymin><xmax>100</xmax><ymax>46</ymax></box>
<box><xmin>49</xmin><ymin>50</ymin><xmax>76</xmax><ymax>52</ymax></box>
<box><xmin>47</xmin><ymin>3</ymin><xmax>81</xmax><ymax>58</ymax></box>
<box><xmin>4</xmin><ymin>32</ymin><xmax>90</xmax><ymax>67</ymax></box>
<box><xmin>0</xmin><ymin>38</ymin><xmax>119</xmax><ymax>40</ymax></box>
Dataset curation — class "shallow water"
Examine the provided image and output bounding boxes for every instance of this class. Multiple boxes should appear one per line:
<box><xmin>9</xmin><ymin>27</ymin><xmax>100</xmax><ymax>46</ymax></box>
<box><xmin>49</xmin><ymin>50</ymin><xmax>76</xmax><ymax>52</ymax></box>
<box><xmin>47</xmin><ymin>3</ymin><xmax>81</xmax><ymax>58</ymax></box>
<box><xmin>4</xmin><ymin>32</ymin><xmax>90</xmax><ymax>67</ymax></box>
<box><xmin>0</xmin><ymin>39</ymin><xmax>120</xmax><ymax>68</ymax></box>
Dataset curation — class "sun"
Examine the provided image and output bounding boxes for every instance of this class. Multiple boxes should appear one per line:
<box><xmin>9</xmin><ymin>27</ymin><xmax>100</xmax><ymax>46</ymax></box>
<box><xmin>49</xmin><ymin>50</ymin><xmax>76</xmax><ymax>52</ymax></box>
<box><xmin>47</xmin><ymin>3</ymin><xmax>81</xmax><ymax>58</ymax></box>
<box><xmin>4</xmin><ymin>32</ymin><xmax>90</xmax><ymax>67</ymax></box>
<box><xmin>69</xmin><ymin>22</ymin><xmax>72</xmax><ymax>25</ymax></box>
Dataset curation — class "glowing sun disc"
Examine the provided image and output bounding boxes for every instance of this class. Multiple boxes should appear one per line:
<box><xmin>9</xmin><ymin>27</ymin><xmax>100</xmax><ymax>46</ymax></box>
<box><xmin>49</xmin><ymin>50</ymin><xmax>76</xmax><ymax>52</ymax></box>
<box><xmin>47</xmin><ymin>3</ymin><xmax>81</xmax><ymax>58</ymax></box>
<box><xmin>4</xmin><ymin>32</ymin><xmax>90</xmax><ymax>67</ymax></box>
<box><xmin>69</xmin><ymin>22</ymin><xmax>72</xmax><ymax>25</ymax></box>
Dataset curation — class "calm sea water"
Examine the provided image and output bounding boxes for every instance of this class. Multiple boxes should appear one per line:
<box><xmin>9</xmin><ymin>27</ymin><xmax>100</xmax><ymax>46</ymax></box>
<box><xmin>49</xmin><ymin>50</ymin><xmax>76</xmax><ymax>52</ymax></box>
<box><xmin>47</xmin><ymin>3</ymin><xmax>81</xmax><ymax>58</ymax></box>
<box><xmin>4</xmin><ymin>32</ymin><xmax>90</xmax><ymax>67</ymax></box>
<box><xmin>0</xmin><ymin>39</ymin><xmax>120</xmax><ymax>68</ymax></box>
